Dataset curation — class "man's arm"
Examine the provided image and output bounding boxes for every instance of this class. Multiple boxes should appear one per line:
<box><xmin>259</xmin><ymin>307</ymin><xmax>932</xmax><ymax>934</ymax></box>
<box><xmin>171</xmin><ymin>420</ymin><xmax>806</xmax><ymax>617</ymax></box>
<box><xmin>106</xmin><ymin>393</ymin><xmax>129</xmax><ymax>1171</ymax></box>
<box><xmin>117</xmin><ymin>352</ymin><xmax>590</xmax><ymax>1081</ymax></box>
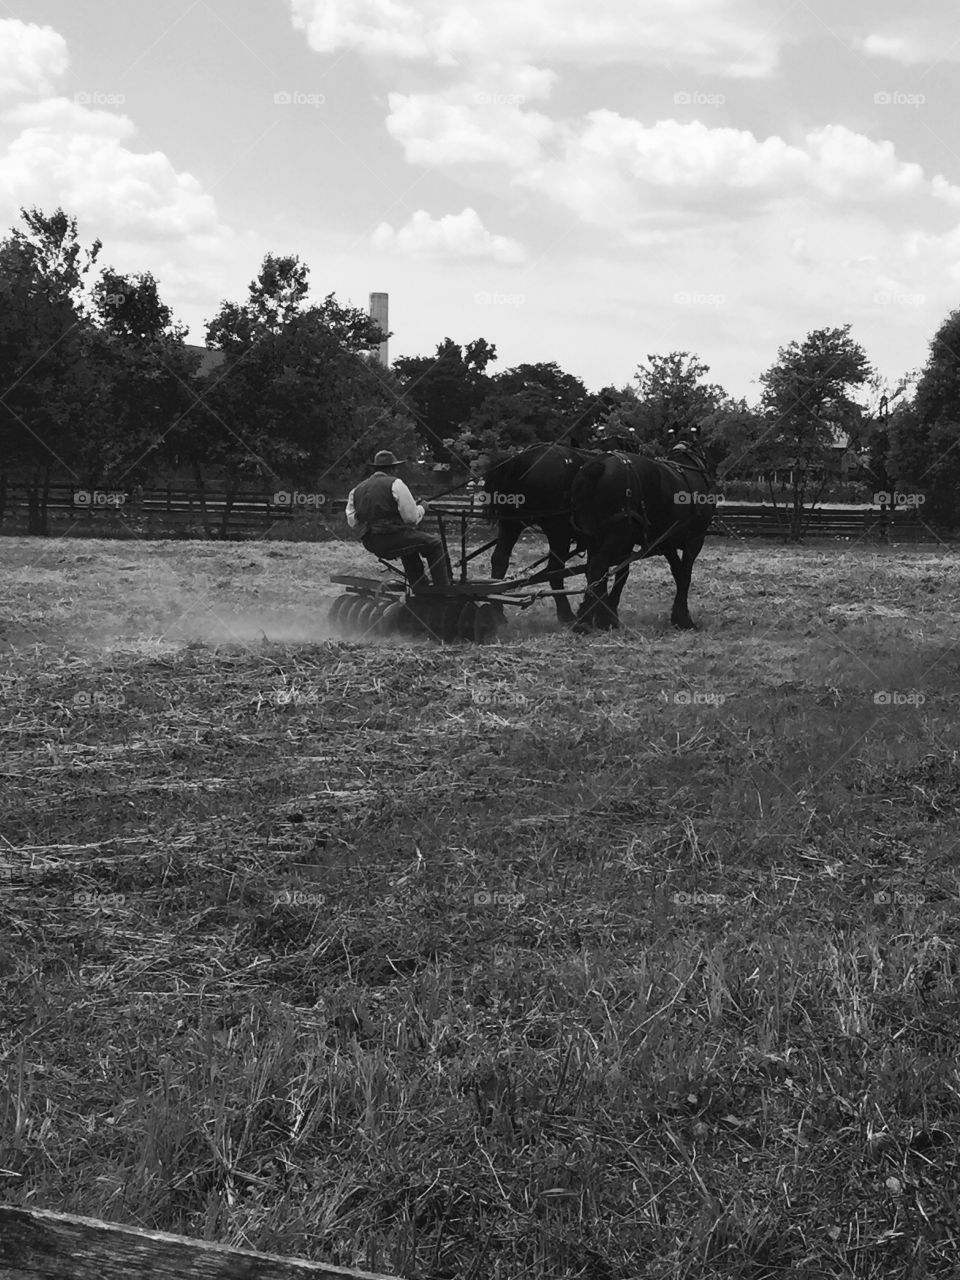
<box><xmin>391</xmin><ymin>477</ymin><xmax>425</xmax><ymax>526</ymax></box>
<box><xmin>345</xmin><ymin>486</ymin><xmax>358</xmax><ymax>528</ymax></box>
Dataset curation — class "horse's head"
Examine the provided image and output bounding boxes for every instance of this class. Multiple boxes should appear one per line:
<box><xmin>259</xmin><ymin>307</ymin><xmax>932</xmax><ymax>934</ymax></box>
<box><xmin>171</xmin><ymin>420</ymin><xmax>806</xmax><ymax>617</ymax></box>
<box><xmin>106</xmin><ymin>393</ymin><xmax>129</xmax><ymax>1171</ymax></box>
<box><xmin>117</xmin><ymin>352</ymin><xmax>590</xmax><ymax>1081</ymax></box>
<box><xmin>664</xmin><ymin>424</ymin><xmax>711</xmax><ymax>476</ymax></box>
<box><xmin>667</xmin><ymin>439</ymin><xmax>713</xmax><ymax>487</ymax></box>
<box><xmin>666</xmin><ymin>422</ymin><xmax>699</xmax><ymax>446</ymax></box>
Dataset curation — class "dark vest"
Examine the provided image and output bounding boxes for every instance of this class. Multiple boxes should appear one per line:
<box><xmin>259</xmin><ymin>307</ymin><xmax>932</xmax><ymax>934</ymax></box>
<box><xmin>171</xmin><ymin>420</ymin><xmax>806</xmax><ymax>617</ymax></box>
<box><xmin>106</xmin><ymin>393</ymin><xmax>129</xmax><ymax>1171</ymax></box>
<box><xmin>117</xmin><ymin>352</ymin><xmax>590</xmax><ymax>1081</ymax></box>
<box><xmin>352</xmin><ymin>473</ymin><xmax>404</xmax><ymax>536</ymax></box>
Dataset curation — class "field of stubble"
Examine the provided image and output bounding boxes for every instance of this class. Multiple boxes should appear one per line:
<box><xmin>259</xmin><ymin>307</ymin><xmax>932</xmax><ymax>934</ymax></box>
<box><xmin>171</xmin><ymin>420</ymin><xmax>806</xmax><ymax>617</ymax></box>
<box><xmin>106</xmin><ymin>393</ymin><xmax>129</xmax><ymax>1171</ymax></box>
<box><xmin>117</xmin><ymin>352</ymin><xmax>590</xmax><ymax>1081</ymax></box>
<box><xmin>2</xmin><ymin>530</ymin><xmax>960</xmax><ymax>1279</ymax></box>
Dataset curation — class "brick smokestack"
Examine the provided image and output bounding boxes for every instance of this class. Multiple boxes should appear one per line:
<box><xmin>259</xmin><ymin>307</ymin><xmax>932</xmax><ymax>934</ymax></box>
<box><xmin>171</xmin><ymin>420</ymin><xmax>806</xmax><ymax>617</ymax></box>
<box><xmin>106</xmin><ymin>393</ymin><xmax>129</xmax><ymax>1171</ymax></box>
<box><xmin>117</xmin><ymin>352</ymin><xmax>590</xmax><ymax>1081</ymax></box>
<box><xmin>369</xmin><ymin>292</ymin><xmax>389</xmax><ymax>366</ymax></box>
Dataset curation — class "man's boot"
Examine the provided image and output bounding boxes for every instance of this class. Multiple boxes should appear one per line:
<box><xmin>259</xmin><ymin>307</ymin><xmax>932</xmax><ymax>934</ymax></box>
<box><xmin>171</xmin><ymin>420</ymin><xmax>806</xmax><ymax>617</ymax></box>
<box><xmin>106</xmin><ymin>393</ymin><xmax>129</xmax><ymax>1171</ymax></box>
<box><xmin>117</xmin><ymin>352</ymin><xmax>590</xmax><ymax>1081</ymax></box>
<box><xmin>429</xmin><ymin>547</ymin><xmax>452</xmax><ymax>589</ymax></box>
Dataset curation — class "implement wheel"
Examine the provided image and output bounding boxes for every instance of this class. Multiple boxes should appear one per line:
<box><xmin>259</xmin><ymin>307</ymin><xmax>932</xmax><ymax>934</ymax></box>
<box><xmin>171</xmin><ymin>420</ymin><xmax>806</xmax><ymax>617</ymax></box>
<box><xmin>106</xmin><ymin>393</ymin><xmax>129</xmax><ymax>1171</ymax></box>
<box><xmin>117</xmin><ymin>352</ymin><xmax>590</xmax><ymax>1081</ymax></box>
<box><xmin>363</xmin><ymin>601</ymin><xmax>389</xmax><ymax>637</ymax></box>
<box><xmin>458</xmin><ymin>602</ymin><xmax>478</xmax><ymax>641</ymax></box>
<box><xmin>328</xmin><ymin>594</ymin><xmax>352</xmax><ymax>632</ymax></box>
<box><xmin>374</xmin><ymin>599</ymin><xmax>393</xmax><ymax>631</ymax></box>
<box><xmin>340</xmin><ymin>594</ymin><xmax>366</xmax><ymax>633</ymax></box>
<box><xmin>417</xmin><ymin>598</ymin><xmax>445</xmax><ymax>641</ymax></box>
<box><xmin>354</xmin><ymin>600</ymin><xmax>380</xmax><ymax>634</ymax></box>
<box><xmin>473</xmin><ymin>602</ymin><xmax>499</xmax><ymax>644</ymax></box>
<box><xmin>440</xmin><ymin>601</ymin><xmax>465</xmax><ymax>643</ymax></box>
<box><xmin>378</xmin><ymin>601</ymin><xmax>405</xmax><ymax>636</ymax></box>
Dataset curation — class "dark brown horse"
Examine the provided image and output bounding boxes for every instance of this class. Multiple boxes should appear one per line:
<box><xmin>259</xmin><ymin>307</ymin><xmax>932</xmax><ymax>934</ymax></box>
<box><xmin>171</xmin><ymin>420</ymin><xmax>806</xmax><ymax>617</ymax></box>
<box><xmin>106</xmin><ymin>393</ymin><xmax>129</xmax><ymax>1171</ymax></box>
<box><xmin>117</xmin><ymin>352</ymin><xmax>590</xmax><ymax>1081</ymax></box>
<box><xmin>570</xmin><ymin>441</ymin><xmax>715</xmax><ymax>632</ymax></box>
<box><xmin>482</xmin><ymin>442</ymin><xmax>591</xmax><ymax>625</ymax></box>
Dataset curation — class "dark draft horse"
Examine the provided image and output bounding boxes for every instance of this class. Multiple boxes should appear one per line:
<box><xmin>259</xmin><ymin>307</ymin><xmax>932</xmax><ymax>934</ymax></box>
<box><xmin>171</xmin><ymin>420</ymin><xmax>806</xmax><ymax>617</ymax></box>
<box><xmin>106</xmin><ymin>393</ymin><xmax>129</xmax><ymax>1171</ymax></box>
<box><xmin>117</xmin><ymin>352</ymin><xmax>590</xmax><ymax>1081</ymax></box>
<box><xmin>482</xmin><ymin>442</ymin><xmax>591</xmax><ymax>625</ymax></box>
<box><xmin>570</xmin><ymin>439</ymin><xmax>715</xmax><ymax>632</ymax></box>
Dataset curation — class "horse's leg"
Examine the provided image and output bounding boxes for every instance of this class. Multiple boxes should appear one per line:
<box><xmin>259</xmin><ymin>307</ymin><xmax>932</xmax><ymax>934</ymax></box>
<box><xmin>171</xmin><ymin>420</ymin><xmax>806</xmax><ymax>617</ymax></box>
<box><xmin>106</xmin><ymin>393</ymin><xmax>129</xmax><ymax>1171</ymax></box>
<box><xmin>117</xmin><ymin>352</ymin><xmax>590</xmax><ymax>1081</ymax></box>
<box><xmin>490</xmin><ymin>520</ymin><xmax>521</xmax><ymax>581</ymax></box>
<box><xmin>487</xmin><ymin>521</ymin><xmax>523</xmax><ymax>624</ymax></box>
<box><xmin>578</xmin><ymin>513</ymin><xmax>635</xmax><ymax>630</ymax></box>
<box><xmin>543</xmin><ymin>519</ymin><xmax>575</xmax><ymax>626</ymax></box>
<box><xmin>664</xmin><ymin>536</ymin><xmax>704</xmax><ymax>629</ymax></box>
<box><xmin>576</xmin><ymin>532</ymin><xmax>636</xmax><ymax>632</ymax></box>
<box><xmin>607</xmin><ymin>562</ymin><xmax>631</xmax><ymax>626</ymax></box>
<box><xmin>595</xmin><ymin>530</ymin><xmax>635</xmax><ymax>629</ymax></box>
<box><xmin>573</xmin><ymin>546</ymin><xmax>609</xmax><ymax>633</ymax></box>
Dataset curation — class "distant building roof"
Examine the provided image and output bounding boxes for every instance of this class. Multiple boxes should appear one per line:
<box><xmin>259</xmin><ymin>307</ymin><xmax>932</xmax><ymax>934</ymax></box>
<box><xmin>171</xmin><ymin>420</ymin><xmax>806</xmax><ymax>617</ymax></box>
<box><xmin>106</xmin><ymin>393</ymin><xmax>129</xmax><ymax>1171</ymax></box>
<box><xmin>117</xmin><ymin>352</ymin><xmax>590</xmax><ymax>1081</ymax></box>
<box><xmin>187</xmin><ymin>344</ymin><xmax>227</xmax><ymax>376</ymax></box>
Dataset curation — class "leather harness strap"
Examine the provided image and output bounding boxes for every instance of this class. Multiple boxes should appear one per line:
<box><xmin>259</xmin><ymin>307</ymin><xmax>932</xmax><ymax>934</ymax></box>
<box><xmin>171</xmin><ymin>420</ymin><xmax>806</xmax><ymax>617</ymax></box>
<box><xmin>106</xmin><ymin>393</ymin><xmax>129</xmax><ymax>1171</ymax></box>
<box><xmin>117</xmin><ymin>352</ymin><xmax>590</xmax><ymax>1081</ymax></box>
<box><xmin>613</xmin><ymin>450</ymin><xmax>650</xmax><ymax>545</ymax></box>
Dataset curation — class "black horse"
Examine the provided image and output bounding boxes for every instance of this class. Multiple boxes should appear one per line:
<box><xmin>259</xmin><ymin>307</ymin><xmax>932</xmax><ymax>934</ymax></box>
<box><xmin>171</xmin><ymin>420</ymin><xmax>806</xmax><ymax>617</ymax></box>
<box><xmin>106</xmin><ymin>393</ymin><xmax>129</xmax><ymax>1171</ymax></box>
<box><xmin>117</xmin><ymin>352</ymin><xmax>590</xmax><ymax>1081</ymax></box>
<box><xmin>570</xmin><ymin>440</ymin><xmax>715</xmax><ymax>632</ymax></box>
<box><xmin>482</xmin><ymin>442</ymin><xmax>591</xmax><ymax>625</ymax></box>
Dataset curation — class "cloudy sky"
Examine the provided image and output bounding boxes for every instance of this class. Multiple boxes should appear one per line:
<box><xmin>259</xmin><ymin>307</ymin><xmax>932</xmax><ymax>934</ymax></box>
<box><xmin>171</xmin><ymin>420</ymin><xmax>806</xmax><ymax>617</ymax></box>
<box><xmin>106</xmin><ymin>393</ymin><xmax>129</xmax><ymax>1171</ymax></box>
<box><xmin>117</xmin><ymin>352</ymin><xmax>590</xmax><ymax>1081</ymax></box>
<box><xmin>3</xmin><ymin>1</ymin><xmax>960</xmax><ymax>404</ymax></box>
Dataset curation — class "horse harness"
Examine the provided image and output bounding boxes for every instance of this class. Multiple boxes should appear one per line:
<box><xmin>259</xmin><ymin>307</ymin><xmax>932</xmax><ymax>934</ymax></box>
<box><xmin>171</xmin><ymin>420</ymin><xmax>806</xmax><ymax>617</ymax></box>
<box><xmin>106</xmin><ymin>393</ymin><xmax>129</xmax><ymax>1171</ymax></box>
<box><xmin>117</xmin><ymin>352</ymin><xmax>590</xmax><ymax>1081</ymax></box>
<box><xmin>604</xmin><ymin>447</ymin><xmax>712</xmax><ymax>560</ymax></box>
<box><xmin>659</xmin><ymin>445</ymin><xmax>714</xmax><ymax>490</ymax></box>
<box><xmin>608</xmin><ymin>451</ymin><xmax>648</xmax><ymax>545</ymax></box>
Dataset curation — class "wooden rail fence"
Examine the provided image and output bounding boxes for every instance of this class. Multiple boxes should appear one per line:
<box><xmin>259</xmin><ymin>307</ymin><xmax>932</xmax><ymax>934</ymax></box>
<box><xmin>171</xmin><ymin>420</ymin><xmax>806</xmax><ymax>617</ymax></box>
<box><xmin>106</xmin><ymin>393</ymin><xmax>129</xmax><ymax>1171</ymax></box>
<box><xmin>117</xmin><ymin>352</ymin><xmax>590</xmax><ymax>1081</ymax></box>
<box><xmin>0</xmin><ymin>482</ymin><xmax>931</xmax><ymax>541</ymax></box>
<box><xmin>0</xmin><ymin>1203</ymin><xmax>403</xmax><ymax>1280</ymax></box>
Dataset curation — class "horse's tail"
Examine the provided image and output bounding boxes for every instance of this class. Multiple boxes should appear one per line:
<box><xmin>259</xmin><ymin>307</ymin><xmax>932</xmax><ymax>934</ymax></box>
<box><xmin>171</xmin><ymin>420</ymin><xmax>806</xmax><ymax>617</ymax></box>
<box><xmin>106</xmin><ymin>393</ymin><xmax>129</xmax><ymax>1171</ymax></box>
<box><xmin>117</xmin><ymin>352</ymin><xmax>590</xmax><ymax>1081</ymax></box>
<box><xmin>570</xmin><ymin>455</ymin><xmax>608</xmax><ymax>539</ymax></box>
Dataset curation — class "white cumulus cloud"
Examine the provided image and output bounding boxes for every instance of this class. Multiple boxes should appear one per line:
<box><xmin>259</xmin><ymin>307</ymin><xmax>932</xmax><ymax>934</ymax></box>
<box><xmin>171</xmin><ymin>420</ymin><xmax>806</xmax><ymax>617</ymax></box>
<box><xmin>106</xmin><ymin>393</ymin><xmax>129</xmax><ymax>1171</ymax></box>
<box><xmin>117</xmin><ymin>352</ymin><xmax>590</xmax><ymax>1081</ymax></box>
<box><xmin>1</xmin><ymin>99</ymin><xmax>220</xmax><ymax>240</ymax></box>
<box><xmin>0</xmin><ymin>20</ymin><xmax>241</xmax><ymax>344</ymax></box>
<box><xmin>372</xmin><ymin>208</ymin><xmax>525</xmax><ymax>262</ymax></box>
<box><xmin>289</xmin><ymin>0</ymin><xmax>784</xmax><ymax>76</ymax></box>
<box><xmin>0</xmin><ymin>26</ymin><xmax>227</xmax><ymax>246</ymax></box>
<box><xmin>504</xmin><ymin>115</ymin><xmax>960</xmax><ymax>234</ymax></box>
<box><xmin>387</xmin><ymin>87</ymin><xmax>555</xmax><ymax>167</ymax></box>
<box><xmin>0</xmin><ymin>20</ymin><xmax>68</xmax><ymax>100</ymax></box>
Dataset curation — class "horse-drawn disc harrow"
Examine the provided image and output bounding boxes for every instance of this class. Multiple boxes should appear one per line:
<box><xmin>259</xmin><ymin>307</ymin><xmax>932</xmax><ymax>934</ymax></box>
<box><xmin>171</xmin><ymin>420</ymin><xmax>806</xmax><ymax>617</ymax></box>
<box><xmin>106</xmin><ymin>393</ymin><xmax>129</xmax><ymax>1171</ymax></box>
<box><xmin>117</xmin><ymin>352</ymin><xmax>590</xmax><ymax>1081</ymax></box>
<box><xmin>328</xmin><ymin>575</ymin><xmax>509</xmax><ymax>644</ymax></box>
<box><xmin>328</xmin><ymin>505</ymin><xmax>589</xmax><ymax>644</ymax></box>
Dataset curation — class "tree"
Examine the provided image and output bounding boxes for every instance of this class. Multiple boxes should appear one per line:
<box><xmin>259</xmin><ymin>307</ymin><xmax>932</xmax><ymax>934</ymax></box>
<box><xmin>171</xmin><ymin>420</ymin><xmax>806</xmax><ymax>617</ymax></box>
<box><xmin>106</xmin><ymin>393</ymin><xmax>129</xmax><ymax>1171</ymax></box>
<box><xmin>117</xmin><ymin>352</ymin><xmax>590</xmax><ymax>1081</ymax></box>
<box><xmin>638</xmin><ymin>351</ymin><xmax>727</xmax><ymax>439</ymax></box>
<box><xmin>348</xmin><ymin>359</ymin><xmax>423</xmax><ymax>475</ymax></box>
<box><xmin>589</xmin><ymin>352</ymin><xmax>739</xmax><ymax>472</ymax></box>
<box><xmin>9</xmin><ymin>206</ymin><xmax>102</xmax><ymax>311</ymax></box>
<box><xmin>83</xmin><ymin>268</ymin><xmax>199</xmax><ymax>488</ymax></box>
<box><xmin>393</xmin><ymin>338</ymin><xmax>496</xmax><ymax>463</ymax></box>
<box><xmin>756</xmin><ymin>325</ymin><xmax>873</xmax><ymax>537</ymax></box>
<box><xmin>195</xmin><ymin>255</ymin><xmax>386</xmax><ymax>533</ymax></box>
<box><xmin>447</xmin><ymin>361</ymin><xmax>601</xmax><ymax>464</ymax></box>
<box><xmin>698</xmin><ymin>399</ymin><xmax>767</xmax><ymax>483</ymax></box>
<box><xmin>845</xmin><ymin>376</ymin><xmax>912</xmax><ymax>498</ymax></box>
<box><xmin>588</xmin><ymin>384</ymin><xmax>647</xmax><ymax>452</ymax></box>
<box><xmin>591</xmin><ymin>351</ymin><xmax>732</xmax><ymax>456</ymax></box>
<box><xmin>92</xmin><ymin>268</ymin><xmax>178</xmax><ymax>342</ymax></box>
<box><xmin>888</xmin><ymin>309</ymin><xmax>960</xmax><ymax>525</ymax></box>
<box><xmin>206</xmin><ymin>254</ymin><xmax>309</xmax><ymax>348</ymax></box>
<box><xmin>0</xmin><ymin>207</ymin><xmax>101</xmax><ymax>531</ymax></box>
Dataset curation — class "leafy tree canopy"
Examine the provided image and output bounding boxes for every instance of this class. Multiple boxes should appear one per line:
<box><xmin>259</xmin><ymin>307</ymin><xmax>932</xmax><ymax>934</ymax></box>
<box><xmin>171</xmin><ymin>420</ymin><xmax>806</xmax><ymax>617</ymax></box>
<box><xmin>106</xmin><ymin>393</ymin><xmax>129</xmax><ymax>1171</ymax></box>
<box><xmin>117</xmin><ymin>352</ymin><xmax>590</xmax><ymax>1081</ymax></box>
<box><xmin>393</xmin><ymin>337</ymin><xmax>497</xmax><ymax>462</ymax></box>
<box><xmin>447</xmin><ymin>361</ymin><xmax>599</xmax><ymax>465</ymax></box>
<box><xmin>888</xmin><ymin>306</ymin><xmax>960</xmax><ymax>522</ymax></box>
<box><xmin>197</xmin><ymin>253</ymin><xmax>389</xmax><ymax>489</ymax></box>
<box><xmin>594</xmin><ymin>352</ymin><xmax>731</xmax><ymax>453</ymax></box>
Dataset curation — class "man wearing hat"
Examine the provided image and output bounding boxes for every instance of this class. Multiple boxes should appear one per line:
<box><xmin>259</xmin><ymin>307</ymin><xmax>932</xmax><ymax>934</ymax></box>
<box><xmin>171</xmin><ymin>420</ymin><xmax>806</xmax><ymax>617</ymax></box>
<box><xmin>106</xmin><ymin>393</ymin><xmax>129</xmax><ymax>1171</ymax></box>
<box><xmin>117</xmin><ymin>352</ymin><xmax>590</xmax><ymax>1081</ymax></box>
<box><xmin>346</xmin><ymin>450</ymin><xmax>451</xmax><ymax>590</ymax></box>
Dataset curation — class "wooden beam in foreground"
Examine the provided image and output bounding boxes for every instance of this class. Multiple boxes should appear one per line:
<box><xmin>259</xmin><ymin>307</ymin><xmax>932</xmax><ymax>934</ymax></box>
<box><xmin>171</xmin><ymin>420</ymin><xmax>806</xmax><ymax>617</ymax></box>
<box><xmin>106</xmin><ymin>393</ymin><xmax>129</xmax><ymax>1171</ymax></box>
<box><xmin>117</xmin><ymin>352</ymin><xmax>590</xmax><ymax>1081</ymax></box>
<box><xmin>0</xmin><ymin>1205</ymin><xmax>404</xmax><ymax>1280</ymax></box>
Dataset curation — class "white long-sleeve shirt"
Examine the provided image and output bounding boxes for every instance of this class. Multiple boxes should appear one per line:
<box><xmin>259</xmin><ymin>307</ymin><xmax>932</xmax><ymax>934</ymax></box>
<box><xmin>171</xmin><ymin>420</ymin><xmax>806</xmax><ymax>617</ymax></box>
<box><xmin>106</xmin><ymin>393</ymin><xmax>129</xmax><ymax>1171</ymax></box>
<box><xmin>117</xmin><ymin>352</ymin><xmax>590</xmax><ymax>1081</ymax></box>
<box><xmin>346</xmin><ymin>473</ymin><xmax>425</xmax><ymax>529</ymax></box>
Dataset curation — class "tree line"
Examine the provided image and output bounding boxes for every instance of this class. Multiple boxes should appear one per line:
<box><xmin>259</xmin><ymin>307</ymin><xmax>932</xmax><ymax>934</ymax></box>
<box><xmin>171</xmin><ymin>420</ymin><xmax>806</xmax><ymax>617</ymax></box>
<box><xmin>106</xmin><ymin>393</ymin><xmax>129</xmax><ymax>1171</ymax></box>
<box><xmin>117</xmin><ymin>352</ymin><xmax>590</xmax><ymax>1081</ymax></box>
<box><xmin>1</xmin><ymin>205</ymin><xmax>958</xmax><ymax>534</ymax></box>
